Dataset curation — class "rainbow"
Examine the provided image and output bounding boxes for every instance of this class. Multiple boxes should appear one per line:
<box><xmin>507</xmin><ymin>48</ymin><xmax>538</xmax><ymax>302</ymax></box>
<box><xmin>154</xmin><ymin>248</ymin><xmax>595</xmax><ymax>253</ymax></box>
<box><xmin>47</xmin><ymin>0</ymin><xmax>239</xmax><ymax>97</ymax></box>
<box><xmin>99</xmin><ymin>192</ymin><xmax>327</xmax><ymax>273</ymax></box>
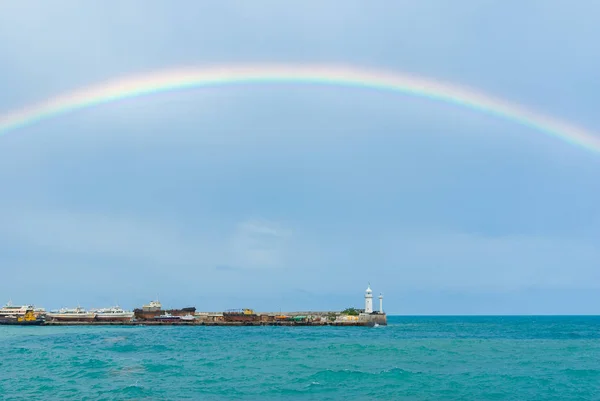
<box><xmin>0</xmin><ymin>64</ymin><xmax>599</xmax><ymax>154</ymax></box>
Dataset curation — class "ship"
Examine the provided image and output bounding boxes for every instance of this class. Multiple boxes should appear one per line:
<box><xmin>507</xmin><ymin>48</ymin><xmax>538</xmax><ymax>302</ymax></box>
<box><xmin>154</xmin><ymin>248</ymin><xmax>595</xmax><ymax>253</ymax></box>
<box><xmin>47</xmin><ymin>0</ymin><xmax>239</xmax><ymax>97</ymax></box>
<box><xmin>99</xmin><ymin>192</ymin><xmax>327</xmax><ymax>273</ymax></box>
<box><xmin>134</xmin><ymin>299</ymin><xmax>196</xmax><ymax>321</ymax></box>
<box><xmin>142</xmin><ymin>299</ymin><xmax>162</xmax><ymax>312</ymax></box>
<box><xmin>154</xmin><ymin>312</ymin><xmax>181</xmax><ymax>322</ymax></box>
<box><xmin>0</xmin><ymin>307</ymin><xmax>45</xmax><ymax>325</ymax></box>
<box><xmin>180</xmin><ymin>314</ymin><xmax>195</xmax><ymax>322</ymax></box>
<box><xmin>92</xmin><ymin>306</ymin><xmax>134</xmax><ymax>322</ymax></box>
<box><xmin>46</xmin><ymin>306</ymin><xmax>96</xmax><ymax>322</ymax></box>
<box><xmin>0</xmin><ymin>300</ymin><xmax>45</xmax><ymax>318</ymax></box>
<box><xmin>223</xmin><ymin>308</ymin><xmax>259</xmax><ymax>322</ymax></box>
<box><xmin>33</xmin><ymin>307</ymin><xmax>47</xmax><ymax>318</ymax></box>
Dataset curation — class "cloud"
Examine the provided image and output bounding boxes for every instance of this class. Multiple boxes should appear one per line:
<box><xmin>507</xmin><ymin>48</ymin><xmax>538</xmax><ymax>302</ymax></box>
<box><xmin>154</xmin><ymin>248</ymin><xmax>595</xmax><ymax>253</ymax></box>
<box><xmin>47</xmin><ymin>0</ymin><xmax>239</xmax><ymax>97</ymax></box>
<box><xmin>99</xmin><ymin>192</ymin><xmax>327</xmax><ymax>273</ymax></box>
<box><xmin>382</xmin><ymin>229</ymin><xmax>600</xmax><ymax>291</ymax></box>
<box><xmin>0</xmin><ymin>1</ymin><xmax>599</xmax><ymax>314</ymax></box>
<box><xmin>226</xmin><ymin>219</ymin><xmax>292</xmax><ymax>269</ymax></box>
<box><xmin>214</xmin><ymin>264</ymin><xmax>242</xmax><ymax>272</ymax></box>
<box><xmin>0</xmin><ymin>208</ymin><xmax>198</xmax><ymax>266</ymax></box>
<box><xmin>0</xmin><ymin>209</ymin><xmax>295</xmax><ymax>271</ymax></box>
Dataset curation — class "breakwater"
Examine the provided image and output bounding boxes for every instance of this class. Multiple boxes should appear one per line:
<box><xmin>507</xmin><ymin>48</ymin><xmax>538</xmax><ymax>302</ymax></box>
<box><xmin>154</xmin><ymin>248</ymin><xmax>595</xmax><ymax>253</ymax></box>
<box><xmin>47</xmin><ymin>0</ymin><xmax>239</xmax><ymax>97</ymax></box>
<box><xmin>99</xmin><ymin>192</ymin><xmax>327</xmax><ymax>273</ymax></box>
<box><xmin>2</xmin><ymin>284</ymin><xmax>388</xmax><ymax>326</ymax></box>
<box><xmin>41</xmin><ymin>310</ymin><xmax>387</xmax><ymax>326</ymax></box>
<box><xmin>41</xmin><ymin>320</ymin><xmax>380</xmax><ymax>327</ymax></box>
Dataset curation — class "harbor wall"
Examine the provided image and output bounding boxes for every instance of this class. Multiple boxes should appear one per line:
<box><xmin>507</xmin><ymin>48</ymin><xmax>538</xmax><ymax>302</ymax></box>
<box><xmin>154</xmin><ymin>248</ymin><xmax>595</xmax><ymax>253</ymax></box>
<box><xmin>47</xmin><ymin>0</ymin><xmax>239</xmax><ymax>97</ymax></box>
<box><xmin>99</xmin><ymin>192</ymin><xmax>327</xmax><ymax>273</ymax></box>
<box><xmin>42</xmin><ymin>320</ymin><xmax>383</xmax><ymax>327</ymax></box>
<box><xmin>10</xmin><ymin>312</ymin><xmax>387</xmax><ymax>326</ymax></box>
<box><xmin>358</xmin><ymin>312</ymin><xmax>387</xmax><ymax>326</ymax></box>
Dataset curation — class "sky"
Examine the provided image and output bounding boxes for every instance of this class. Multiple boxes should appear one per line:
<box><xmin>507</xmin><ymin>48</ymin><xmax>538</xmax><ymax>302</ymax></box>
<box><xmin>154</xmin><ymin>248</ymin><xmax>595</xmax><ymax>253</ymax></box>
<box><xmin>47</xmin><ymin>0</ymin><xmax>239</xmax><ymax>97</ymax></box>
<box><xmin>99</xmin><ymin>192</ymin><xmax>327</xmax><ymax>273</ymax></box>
<box><xmin>0</xmin><ymin>1</ymin><xmax>599</xmax><ymax>314</ymax></box>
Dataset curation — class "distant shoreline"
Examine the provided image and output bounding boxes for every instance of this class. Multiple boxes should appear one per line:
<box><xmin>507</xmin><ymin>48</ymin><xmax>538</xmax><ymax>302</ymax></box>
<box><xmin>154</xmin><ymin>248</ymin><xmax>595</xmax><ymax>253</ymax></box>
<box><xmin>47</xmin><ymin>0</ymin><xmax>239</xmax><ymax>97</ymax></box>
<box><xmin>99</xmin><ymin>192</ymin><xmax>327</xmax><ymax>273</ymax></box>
<box><xmin>39</xmin><ymin>321</ymin><xmax>379</xmax><ymax>327</ymax></box>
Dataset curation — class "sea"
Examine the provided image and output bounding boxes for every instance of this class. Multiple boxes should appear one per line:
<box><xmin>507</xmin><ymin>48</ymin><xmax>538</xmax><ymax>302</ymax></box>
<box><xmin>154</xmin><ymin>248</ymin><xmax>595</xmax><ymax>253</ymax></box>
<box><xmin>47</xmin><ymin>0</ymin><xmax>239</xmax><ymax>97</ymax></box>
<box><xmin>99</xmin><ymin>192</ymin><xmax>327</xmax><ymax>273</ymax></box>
<box><xmin>1</xmin><ymin>316</ymin><xmax>599</xmax><ymax>400</ymax></box>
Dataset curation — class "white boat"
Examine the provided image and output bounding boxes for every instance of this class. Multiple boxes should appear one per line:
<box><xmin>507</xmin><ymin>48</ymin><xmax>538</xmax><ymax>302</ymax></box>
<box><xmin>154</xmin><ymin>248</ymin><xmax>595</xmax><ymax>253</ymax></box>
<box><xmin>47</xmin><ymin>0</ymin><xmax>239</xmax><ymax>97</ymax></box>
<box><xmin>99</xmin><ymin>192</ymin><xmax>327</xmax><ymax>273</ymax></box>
<box><xmin>0</xmin><ymin>301</ymin><xmax>33</xmax><ymax>316</ymax></box>
<box><xmin>92</xmin><ymin>306</ymin><xmax>134</xmax><ymax>322</ymax></box>
<box><xmin>46</xmin><ymin>306</ymin><xmax>96</xmax><ymax>322</ymax></box>
<box><xmin>0</xmin><ymin>300</ymin><xmax>44</xmax><ymax>317</ymax></box>
<box><xmin>180</xmin><ymin>314</ymin><xmax>195</xmax><ymax>322</ymax></box>
<box><xmin>154</xmin><ymin>312</ymin><xmax>180</xmax><ymax>321</ymax></box>
<box><xmin>142</xmin><ymin>299</ymin><xmax>162</xmax><ymax>312</ymax></box>
<box><xmin>34</xmin><ymin>307</ymin><xmax>47</xmax><ymax>317</ymax></box>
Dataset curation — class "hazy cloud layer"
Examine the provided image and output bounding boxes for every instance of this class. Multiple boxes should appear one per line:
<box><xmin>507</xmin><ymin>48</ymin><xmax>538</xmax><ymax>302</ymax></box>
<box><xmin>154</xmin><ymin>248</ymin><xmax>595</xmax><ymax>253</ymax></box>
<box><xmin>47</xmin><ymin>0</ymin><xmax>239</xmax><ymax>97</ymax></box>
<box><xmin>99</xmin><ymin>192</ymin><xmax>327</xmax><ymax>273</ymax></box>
<box><xmin>0</xmin><ymin>1</ymin><xmax>599</xmax><ymax>313</ymax></box>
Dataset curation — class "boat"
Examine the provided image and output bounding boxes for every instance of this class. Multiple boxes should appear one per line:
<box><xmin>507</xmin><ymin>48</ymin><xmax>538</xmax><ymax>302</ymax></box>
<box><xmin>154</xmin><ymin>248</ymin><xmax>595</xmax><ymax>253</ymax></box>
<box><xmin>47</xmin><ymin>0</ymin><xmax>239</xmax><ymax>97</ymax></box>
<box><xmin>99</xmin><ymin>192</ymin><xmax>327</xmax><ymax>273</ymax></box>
<box><xmin>33</xmin><ymin>307</ymin><xmax>47</xmax><ymax>318</ymax></box>
<box><xmin>142</xmin><ymin>299</ymin><xmax>162</xmax><ymax>312</ymax></box>
<box><xmin>154</xmin><ymin>312</ymin><xmax>181</xmax><ymax>322</ymax></box>
<box><xmin>223</xmin><ymin>308</ymin><xmax>258</xmax><ymax>322</ymax></box>
<box><xmin>46</xmin><ymin>306</ymin><xmax>96</xmax><ymax>322</ymax></box>
<box><xmin>0</xmin><ymin>307</ymin><xmax>45</xmax><ymax>325</ymax></box>
<box><xmin>92</xmin><ymin>306</ymin><xmax>134</xmax><ymax>322</ymax></box>
<box><xmin>224</xmin><ymin>308</ymin><xmax>256</xmax><ymax>316</ymax></box>
<box><xmin>134</xmin><ymin>299</ymin><xmax>196</xmax><ymax>321</ymax></box>
<box><xmin>180</xmin><ymin>314</ymin><xmax>195</xmax><ymax>322</ymax></box>
<box><xmin>0</xmin><ymin>300</ymin><xmax>40</xmax><ymax>317</ymax></box>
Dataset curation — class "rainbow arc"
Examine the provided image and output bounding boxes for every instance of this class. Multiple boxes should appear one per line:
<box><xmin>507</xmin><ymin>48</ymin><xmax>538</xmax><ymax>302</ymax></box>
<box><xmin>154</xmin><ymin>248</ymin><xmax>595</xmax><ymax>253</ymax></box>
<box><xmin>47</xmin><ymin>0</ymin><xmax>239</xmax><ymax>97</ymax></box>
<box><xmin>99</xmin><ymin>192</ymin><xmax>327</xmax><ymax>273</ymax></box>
<box><xmin>0</xmin><ymin>64</ymin><xmax>598</xmax><ymax>154</ymax></box>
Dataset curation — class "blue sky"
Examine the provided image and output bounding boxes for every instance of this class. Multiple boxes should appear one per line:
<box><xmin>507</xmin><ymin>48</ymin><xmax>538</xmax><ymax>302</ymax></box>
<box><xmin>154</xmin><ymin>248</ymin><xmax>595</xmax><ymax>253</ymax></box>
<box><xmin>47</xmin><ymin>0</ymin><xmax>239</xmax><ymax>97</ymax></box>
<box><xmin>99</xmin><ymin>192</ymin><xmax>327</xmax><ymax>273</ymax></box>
<box><xmin>0</xmin><ymin>1</ymin><xmax>599</xmax><ymax>314</ymax></box>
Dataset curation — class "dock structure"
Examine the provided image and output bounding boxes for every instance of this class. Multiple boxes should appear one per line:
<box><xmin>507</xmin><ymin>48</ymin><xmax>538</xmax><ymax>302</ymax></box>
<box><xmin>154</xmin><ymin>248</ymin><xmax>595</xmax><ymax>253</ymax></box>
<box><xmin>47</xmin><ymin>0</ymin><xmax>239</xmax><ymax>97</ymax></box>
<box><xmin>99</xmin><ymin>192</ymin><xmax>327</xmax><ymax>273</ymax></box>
<box><xmin>4</xmin><ymin>283</ymin><xmax>387</xmax><ymax>327</ymax></box>
<box><xmin>42</xmin><ymin>320</ymin><xmax>379</xmax><ymax>327</ymax></box>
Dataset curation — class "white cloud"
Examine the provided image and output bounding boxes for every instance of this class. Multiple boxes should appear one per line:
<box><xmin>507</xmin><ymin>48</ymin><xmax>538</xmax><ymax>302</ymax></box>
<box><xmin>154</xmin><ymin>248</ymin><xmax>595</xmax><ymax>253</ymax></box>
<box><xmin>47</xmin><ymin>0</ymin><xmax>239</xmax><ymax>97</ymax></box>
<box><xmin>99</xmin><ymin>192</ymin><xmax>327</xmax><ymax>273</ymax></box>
<box><xmin>226</xmin><ymin>219</ymin><xmax>292</xmax><ymax>269</ymax></box>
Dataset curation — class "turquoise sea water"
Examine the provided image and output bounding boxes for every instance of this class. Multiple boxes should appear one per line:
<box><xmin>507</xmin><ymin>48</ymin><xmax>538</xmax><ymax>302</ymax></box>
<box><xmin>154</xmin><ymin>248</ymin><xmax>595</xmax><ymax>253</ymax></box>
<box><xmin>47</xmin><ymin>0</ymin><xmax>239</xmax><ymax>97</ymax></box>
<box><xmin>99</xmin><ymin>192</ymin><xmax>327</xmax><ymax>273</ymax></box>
<box><xmin>1</xmin><ymin>316</ymin><xmax>599</xmax><ymax>400</ymax></box>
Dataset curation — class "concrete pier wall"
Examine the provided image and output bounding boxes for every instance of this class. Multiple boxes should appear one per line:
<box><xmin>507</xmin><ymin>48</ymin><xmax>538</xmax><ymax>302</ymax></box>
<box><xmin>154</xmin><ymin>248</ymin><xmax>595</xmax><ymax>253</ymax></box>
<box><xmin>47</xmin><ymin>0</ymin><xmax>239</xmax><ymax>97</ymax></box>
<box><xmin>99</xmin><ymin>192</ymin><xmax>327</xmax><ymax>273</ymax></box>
<box><xmin>358</xmin><ymin>313</ymin><xmax>387</xmax><ymax>326</ymax></box>
<box><xmin>42</xmin><ymin>320</ymin><xmax>381</xmax><ymax>327</ymax></box>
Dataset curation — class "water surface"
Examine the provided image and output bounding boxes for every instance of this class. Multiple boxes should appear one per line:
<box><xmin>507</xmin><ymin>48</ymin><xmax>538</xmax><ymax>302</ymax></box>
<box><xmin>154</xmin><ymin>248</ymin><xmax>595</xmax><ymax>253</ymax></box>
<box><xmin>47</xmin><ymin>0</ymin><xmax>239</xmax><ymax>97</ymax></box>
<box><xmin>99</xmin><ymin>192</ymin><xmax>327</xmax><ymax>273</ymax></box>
<box><xmin>1</xmin><ymin>316</ymin><xmax>598</xmax><ymax>400</ymax></box>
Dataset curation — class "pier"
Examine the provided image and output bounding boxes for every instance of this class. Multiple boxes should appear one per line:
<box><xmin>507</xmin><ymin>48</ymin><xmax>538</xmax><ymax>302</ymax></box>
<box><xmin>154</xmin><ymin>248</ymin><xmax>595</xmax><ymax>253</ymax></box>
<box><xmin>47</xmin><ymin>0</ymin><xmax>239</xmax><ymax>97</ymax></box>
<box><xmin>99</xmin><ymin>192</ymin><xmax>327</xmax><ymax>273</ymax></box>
<box><xmin>1</xmin><ymin>284</ymin><xmax>387</xmax><ymax>327</ymax></box>
<box><xmin>41</xmin><ymin>320</ymin><xmax>380</xmax><ymax>327</ymax></box>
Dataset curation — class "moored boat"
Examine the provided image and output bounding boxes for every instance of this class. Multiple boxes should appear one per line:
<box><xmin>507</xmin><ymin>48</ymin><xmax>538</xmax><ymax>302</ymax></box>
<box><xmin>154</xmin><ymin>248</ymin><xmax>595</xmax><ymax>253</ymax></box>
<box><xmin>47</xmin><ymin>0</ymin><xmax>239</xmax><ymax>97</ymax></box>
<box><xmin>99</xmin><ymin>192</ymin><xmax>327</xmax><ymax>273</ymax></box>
<box><xmin>154</xmin><ymin>312</ymin><xmax>181</xmax><ymax>322</ymax></box>
<box><xmin>134</xmin><ymin>298</ymin><xmax>196</xmax><ymax>321</ymax></box>
<box><xmin>46</xmin><ymin>306</ymin><xmax>96</xmax><ymax>322</ymax></box>
<box><xmin>92</xmin><ymin>306</ymin><xmax>134</xmax><ymax>322</ymax></box>
<box><xmin>0</xmin><ymin>307</ymin><xmax>45</xmax><ymax>325</ymax></box>
<box><xmin>142</xmin><ymin>299</ymin><xmax>162</xmax><ymax>312</ymax></box>
<box><xmin>180</xmin><ymin>314</ymin><xmax>195</xmax><ymax>322</ymax></box>
<box><xmin>34</xmin><ymin>307</ymin><xmax>47</xmax><ymax>318</ymax></box>
<box><xmin>0</xmin><ymin>300</ymin><xmax>42</xmax><ymax>317</ymax></box>
<box><xmin>223</xmin><ymin>308</ymin><xmax>258</xmax><ymax>322</ymax></box>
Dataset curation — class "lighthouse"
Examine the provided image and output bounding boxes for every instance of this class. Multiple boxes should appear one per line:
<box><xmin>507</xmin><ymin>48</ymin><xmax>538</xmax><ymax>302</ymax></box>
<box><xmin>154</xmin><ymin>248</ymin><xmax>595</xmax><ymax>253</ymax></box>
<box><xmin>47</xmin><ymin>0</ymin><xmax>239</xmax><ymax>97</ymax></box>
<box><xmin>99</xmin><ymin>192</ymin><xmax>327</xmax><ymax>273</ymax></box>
<box><xmin>364</xmin><ymin>284</ymin><xmax>373</xmax><ymax>313</ymax></box>
<box><xmin>379</xmin><ymin>293</ymin><xmax>383</xmax><ymax>313</ymax></box>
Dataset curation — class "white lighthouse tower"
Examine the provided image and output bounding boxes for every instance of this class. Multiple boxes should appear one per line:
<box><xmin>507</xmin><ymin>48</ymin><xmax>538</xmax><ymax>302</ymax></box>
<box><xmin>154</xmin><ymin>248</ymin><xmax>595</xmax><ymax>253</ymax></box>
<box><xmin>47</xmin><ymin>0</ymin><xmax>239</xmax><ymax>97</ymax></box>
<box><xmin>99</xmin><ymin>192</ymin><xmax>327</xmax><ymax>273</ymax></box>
<box><xmin>364</xmin><ymin>283</ymin><xmax>373</xmax><ymax>313</ymax></box>
<box><xmin>379</xmin><ymin>293</ymin><xmax>383</xmax><ymax>313</ymax></box>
